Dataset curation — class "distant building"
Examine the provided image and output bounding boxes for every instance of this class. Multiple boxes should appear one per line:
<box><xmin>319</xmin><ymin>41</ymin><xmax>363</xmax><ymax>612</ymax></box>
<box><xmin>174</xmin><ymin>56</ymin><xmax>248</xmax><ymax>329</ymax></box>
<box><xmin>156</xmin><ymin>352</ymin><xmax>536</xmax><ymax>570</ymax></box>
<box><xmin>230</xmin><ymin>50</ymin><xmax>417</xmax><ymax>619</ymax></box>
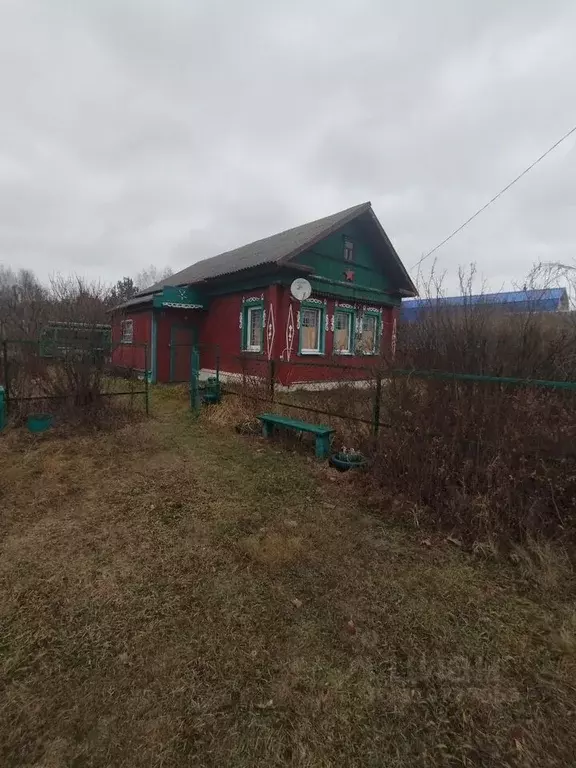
<box><xmin>401</xmin><ymin>288</ymin><xmax>568</xmax><ymax>323</ymax></box>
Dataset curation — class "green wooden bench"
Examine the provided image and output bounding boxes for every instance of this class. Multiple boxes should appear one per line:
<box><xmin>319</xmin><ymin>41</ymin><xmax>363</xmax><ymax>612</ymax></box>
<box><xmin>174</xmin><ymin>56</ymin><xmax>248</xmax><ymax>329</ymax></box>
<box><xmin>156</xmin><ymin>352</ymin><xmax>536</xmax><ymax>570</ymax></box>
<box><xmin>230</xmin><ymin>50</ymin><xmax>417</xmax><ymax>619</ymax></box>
<box><xmin>258</xmin><ymin>413</ymin><xmax>335</xmax><ymax>458</ymax></box>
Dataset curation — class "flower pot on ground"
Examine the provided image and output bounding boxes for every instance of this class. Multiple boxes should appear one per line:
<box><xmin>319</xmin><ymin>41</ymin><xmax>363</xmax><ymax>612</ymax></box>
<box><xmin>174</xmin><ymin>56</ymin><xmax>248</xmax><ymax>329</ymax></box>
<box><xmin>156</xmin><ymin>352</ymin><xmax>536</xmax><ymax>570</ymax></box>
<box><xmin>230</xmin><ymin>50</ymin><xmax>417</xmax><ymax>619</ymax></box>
<box><xmin>27</xmin><ymin>413</ymin><xmax>54</xmax><ymax>433</ymax></box>
<box><xmin>329</xmin><ymin>451</ymin><xmax>367</xmax><ymax>472</ymax></box>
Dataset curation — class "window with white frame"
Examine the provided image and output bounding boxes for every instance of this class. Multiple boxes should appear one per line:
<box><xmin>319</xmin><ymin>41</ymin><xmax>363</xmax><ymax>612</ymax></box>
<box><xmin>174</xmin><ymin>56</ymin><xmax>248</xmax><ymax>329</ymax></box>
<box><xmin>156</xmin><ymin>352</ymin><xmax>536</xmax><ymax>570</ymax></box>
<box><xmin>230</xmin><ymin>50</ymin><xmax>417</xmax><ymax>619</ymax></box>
<box><xmin>121</xmin><ymin>319</ymin><xmax>133</xmax><ymax>344</ymax></box>
<box><xmin>333</xmin><ymin>310</ymin><xmax>353</xmax><ymax>354</ymax></box>
<box><xmin>300</xmin><ymin>307</ymin><xmax>322</xmax><ymax>353</ymax></box>
<box><xmin>245</xmin><ymin>305</ymin><xmax>263</xmax><ymax>352</ymax></box>
<box><xmin>359</xmin><ymin>313</ymin><xmax>379</xmax><ymax>354</ymax></box>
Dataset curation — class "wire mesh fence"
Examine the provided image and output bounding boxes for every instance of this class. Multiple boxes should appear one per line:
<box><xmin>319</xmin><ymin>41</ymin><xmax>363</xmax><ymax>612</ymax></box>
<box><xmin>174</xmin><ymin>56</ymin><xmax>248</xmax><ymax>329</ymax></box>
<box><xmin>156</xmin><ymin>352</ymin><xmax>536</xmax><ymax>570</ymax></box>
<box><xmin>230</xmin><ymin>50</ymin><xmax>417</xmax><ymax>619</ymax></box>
<box><xmin>200</xmin><ymin>348</ymin><xmax>576</xmax><ymax>540</ymax></box>
<box><xmin>192</xmin><ymin>350</ymin><xmax>389</xmax><ymax>447</ymax></box>
<box><xmin>1</xmin><ymin>339</ymin><xmax>149</xmax><ymax>425</ymax></box>
<box><xmin>188</xmin><ymin>346</ymin><xmax>576</xmax><ymax>452</ymax></box>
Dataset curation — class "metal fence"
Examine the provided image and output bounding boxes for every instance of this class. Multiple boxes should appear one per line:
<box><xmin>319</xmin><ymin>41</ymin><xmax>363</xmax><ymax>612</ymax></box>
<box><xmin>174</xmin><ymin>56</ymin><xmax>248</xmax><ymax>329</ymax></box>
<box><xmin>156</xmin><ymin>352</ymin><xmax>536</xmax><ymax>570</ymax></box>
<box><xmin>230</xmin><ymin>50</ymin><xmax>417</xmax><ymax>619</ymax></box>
<box><xmin>1</xmin><ymin>339</ymin><xmax>149</xmax><ymax>422</ymax></box>
<box><xmin>186</xmin><ymin>346</ymin><xmax>576</xmax><ymax>441</ymax></box>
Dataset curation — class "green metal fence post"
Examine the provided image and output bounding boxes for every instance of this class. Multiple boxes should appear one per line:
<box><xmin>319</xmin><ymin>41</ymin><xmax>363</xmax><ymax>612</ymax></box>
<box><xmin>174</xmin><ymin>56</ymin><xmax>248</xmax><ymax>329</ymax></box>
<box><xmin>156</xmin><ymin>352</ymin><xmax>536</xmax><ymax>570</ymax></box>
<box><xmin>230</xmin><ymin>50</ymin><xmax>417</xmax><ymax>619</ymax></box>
<box><xmin>190</xmin><ymin>345</ymin><xmax>201</xmax><ymax>412</ymax></box>
<box><xmin>269</xmin><ymin>358</ymin><xmax>276</xmax><ymax>402</ymax></box>
<box><xmin>144</xmin><ymin>344</ymin><xmax>149</xmax><ymax>416</ymax></box>
<box><xmin>373</xmin><ymin>369</ymin><xmax>382</xmax><ymax>437</ymax></box>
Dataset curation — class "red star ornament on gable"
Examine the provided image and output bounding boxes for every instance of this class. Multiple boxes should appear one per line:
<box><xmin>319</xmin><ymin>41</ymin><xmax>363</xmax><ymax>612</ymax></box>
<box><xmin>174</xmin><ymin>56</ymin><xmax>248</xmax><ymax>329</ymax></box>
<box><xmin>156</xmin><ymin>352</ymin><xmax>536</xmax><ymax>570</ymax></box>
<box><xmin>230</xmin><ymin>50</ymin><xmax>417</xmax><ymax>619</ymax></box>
<box><xmin>344</xmin><ymin>269</ymin><xmax>355</xmax><ymax>281</ymax></box>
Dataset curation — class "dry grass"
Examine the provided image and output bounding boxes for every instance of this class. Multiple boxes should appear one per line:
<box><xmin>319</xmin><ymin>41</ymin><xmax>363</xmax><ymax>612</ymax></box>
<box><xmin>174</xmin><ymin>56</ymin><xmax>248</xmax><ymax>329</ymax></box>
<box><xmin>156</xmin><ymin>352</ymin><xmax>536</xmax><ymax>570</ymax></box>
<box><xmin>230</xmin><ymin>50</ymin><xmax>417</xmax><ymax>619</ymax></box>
<box><xmin>1</xmin><ymin>391</ymin><xmax>575</xmax><ymax>766</ymax></box>
<box><xmin>210</xmin><ymin>383</ymin><xmax>375</xmax><ymax>449</ymax></box>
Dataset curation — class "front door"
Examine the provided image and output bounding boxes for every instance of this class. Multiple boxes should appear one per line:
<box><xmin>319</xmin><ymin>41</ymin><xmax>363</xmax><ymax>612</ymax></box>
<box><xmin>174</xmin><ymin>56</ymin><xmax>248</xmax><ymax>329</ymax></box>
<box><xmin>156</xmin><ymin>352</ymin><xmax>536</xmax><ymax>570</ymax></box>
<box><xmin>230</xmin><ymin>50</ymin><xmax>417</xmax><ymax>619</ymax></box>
<box><xmin>169</xmin><ymin>325</ymin><xmax>194</xmax><ymax>383</ymax></box>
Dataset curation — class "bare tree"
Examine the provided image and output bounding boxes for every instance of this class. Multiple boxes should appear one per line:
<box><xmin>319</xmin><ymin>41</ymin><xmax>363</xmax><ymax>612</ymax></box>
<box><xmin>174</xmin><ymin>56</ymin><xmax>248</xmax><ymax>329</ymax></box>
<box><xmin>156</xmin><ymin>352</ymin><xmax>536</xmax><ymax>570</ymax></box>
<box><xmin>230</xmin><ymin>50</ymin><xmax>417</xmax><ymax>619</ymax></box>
<box><xmin>134</xmin><ymin>264</ymin><xmax>173</xmax><ymax>292</ymax></box>
<box><xmin>48</xmin><ymin>274</ymin><xmax>111</xmax><ymax>327</ymax></box>
<box><xmin>0</xmin><ymin>267</ymin><xmax>48</xmax><ymax>340</ymax></box>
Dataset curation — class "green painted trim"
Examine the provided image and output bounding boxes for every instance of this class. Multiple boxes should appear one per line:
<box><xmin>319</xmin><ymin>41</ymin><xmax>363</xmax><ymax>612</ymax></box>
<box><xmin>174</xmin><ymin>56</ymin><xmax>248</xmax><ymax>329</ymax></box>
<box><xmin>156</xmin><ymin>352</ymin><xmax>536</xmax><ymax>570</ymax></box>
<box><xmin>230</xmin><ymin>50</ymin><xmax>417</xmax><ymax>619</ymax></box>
<box><xmin>307</xmin><ymin>247</ymin><xmax>381</xmax><ymax>281</ymax></box>
<box><xmin>308</xmin><ymin>275</ymin><xmax>400</xmax><ymax>306</ymax></box>
<box><xmin>206</xmin><ymin>270</ymin><xmax>306</xmax><ymax>296</ymax></box>
<box><xmin>151</xmin><ymin>313</ymin><xmax>158</xmax><ymax>384</ymax></box>
<box><xmin>298</xmin><ymin>300</ymin><xmax>326</xmax><ymax>356</ymax></box>
<box><xmin>205</xmin><ymin>269</ymin><xmax>400</xmax><ymax>305</ymax></box>
<box><xmin>332</xmin><ymin>305</ymin><xmax>355</xmax><ymax>355</ymax></box>
<box><xmin>153</xmin><ymin>286</ymin><xmax>206</xmax><ymax>309</ymax></box>
<box><xmin>241</xmin><ymin>299</ymin><xmax>265</xmax><ymax>353</ymax></box>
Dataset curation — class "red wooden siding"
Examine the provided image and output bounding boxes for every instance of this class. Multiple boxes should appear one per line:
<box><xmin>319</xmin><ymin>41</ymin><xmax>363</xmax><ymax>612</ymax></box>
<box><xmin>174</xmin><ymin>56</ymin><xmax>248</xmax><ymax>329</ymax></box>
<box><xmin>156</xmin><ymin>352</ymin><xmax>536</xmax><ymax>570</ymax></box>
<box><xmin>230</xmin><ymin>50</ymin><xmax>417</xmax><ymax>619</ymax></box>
<box><xmin>200</xmin><ymin>289</ymin><xmax>272</xmax><ymax>376</ymax></box>
<box><xmin>111</xmin><ymin>311</ymin><xmax>151</xmax><ymax>371</ymax></box>
<box><xmin>272</xmin><ymin>290</ymin><xmax>395</xmax><ymax>386</ymax></box>
<box><xmin>111</xmin><ymin>287</ymin><xmax>397</xmax><ymax>385</ymax></box>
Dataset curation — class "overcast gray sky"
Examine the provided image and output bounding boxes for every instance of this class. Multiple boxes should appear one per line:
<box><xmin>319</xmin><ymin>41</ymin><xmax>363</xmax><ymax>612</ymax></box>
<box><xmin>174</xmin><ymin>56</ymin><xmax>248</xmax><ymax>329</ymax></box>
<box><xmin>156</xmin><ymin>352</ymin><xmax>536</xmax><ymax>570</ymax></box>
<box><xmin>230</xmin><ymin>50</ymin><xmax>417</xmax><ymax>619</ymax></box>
<box><xmin>1</xmin><ymin>0</ymin><xmax>575</xmax><ymax>293</ymax></box>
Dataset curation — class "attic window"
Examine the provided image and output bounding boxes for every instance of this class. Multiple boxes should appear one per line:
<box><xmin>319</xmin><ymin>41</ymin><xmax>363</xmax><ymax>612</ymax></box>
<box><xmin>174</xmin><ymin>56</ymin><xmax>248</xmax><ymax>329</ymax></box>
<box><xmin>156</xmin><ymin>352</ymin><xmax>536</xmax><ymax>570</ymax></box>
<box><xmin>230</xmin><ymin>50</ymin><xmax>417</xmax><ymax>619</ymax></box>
<box><xmin>343</xmin><ymin>237</ymin><xmax>354</xmax><ymax>262</ymax></box>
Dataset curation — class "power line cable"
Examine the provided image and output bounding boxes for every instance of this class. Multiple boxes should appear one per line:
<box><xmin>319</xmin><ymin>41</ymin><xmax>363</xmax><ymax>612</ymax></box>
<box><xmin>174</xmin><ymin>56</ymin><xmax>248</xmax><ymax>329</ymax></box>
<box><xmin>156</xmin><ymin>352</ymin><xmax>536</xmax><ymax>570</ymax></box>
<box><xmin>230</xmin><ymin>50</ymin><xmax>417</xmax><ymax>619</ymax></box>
<box><xmin>411</xmin><ymin>122</ymin><xmax>576</xmax><ymax>271</ymax></box>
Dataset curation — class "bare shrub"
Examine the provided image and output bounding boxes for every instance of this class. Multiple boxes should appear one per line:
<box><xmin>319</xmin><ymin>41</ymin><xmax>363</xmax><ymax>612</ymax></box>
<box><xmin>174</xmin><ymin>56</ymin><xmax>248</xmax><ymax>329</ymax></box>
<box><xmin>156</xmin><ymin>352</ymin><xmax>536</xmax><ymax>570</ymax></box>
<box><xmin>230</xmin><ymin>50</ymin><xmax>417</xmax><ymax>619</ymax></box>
<box><xmin>370</xmin><ymin>266</ymin><xmax>576</xmax><ymax>544</ymax></box>
<box><xmin>3</xmin><ymin>275</ymin><xmax>145</xmax><ymax>427</ymax></box>
<box><xmin>0</xmin><ymin>267</ymin><xmax>48</xmax><ymax>341</ymax></box>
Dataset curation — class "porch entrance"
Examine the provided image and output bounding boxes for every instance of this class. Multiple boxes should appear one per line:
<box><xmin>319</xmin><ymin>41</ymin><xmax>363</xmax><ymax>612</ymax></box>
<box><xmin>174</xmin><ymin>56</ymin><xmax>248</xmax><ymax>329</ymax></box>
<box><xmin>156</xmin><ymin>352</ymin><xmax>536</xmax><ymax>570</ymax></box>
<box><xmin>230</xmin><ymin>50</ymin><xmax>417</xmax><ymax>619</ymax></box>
<box><xmin>169</xmin><ymin>325</ymin><xmax>195</xmax><ymax>383</ymax></box>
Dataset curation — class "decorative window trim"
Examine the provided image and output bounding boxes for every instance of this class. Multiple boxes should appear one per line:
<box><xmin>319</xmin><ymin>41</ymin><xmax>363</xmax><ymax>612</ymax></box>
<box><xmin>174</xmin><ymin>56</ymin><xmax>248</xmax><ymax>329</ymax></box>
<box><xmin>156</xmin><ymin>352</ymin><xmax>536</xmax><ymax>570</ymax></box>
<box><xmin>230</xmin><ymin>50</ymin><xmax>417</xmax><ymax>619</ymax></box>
<box><xmin>121</xmin><ymin>319</ymin><xmax>133</xmax><ymax>344</ymax></box>
<box><xmin>357</xmin><ymin>310</ymin><xmax>382</xmax><ymax>355</ymax></box>
<box><xmin>333</xmin><ymin>306</ymin><xmax>355</xmax><ymax>355</ymax></box>
<box><xmin>241</xmin><ymin>299</ymin><xmax>265</xmax><ymax>353</ymax></box>
<box><xmin>298</xmin><ymin>300</ymin><xmax>325</xmax><ymax>355</ymax></box>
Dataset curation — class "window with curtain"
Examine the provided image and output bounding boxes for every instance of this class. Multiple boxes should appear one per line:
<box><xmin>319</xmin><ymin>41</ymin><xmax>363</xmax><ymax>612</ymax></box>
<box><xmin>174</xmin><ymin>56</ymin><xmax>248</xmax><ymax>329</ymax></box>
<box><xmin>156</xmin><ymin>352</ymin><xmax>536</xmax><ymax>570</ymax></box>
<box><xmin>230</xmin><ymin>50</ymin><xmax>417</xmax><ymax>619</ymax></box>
<box><xmin>246</xmin><ymin>306</ymin><xmax>263</xmax><ymax>351</ymax></box>
<box><xmin>300</xmin><ymin>308</ymin><xmax>321</xmax><ymax>353</ymax></box>
<box><xmin>334</xmin><ymin>310</ymin><xmax>353</xmax><ymax>354</ymax></box>
<box><xmin>359</xmin><ymin>314</ymin><xmax>379</xmax><ymax>354</ymax></box>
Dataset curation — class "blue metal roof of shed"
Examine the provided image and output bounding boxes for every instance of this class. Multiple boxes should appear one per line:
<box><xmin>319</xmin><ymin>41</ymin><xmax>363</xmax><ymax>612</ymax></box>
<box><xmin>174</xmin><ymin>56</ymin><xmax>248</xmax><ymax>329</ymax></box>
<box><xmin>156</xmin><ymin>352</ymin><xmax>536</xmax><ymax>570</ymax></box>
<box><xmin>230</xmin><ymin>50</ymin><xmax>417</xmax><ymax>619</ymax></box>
<box><xmin>401</xmin><ymin>288</ymin><xmax>568</xmax><ymax>321</ymax></box>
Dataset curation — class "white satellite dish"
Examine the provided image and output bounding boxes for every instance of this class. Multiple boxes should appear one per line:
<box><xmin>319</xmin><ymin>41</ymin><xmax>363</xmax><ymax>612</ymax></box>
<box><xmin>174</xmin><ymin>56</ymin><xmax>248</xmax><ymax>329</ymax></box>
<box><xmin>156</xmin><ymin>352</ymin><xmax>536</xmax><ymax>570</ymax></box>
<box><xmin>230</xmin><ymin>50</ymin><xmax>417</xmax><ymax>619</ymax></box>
<box><xmin>290</xmin><ymin>278</ymin><xmax>312</xmax><ymax>302</ymax></box>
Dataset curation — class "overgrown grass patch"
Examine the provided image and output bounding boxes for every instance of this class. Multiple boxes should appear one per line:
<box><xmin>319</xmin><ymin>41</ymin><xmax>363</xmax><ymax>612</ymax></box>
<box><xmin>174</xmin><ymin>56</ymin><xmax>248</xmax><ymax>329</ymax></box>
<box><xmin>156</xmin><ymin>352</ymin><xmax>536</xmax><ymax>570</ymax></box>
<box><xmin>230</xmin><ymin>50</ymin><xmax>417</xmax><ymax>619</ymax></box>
<box><xmin>1</xmin><ymin>402</ymin><xmax>575</xmax><ymax>766</ymax></box>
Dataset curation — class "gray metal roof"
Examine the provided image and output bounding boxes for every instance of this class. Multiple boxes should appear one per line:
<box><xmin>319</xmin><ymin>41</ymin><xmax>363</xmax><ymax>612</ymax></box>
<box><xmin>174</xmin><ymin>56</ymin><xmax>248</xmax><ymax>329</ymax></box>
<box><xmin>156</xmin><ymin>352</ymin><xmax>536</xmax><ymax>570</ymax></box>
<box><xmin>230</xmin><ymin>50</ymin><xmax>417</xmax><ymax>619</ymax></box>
<box><xmin>114</xmin><ymin>294</ymin><xmax>154</xmax><ymax>310</ymax></box>
<box><xmin>139</xmin><ymin>202</ymin><xmax>373</xmax><ymax>295</ymax></box>
<box><xmin>124</xmin><ymin>201</ymin><xmax>417</xmax><ymax>308</ymax></box>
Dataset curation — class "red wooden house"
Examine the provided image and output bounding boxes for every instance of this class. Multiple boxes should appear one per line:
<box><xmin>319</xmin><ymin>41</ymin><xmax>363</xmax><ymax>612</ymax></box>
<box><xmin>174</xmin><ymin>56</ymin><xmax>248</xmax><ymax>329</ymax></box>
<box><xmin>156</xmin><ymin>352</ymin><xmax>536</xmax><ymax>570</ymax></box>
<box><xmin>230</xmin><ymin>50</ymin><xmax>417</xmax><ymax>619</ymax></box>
<box><xmin>111</xmin><ymin>202</ymin><xmax>417</xmax><ymax>387</ymax></box>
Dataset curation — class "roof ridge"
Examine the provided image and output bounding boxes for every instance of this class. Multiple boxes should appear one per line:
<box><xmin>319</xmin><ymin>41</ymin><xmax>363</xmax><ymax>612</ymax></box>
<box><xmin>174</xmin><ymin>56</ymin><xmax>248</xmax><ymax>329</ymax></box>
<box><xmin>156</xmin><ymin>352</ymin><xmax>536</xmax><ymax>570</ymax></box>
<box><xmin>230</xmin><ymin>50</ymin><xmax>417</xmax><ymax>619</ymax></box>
<box><xmin>137</xmin><ymin>201</ymin><xmax>372</xmax><ymax>295</ymax></box>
